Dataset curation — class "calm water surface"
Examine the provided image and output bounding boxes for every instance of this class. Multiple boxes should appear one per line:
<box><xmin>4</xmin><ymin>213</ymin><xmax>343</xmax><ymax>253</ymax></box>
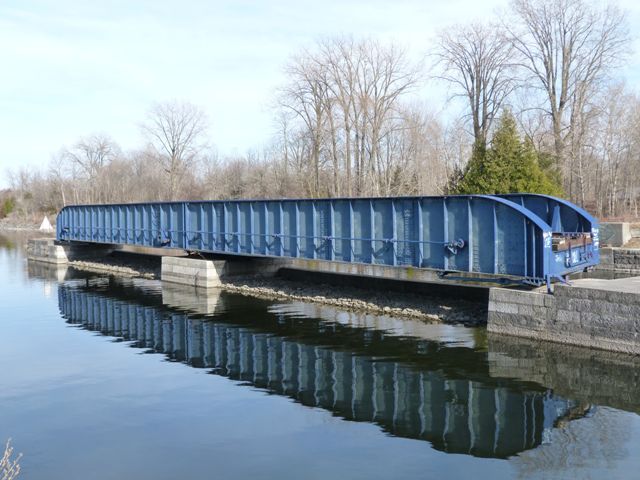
<box><xmin>1</xmin><ymin>233</ymin><xmax>639</xmax><ymax>479</ymax></box>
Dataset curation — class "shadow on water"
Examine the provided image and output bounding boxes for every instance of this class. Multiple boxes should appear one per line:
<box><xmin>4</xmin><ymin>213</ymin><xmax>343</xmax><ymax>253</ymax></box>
<box><xmin>27</xmin><ymin>260</ymin><xmax>640</xmax><ymax>461</ymax></box>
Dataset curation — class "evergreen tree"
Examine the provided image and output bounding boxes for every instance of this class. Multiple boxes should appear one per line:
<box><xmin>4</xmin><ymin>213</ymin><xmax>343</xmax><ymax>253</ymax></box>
<box><xmin>455</xmin><ymin>111</ymin><xmax>562</xmax><ymax>196</ymax></box>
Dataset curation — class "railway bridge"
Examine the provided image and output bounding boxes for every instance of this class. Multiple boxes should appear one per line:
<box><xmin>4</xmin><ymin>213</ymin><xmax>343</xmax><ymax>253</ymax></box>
<box><xmin>54</xmin><ymin>194</ymin><xmax>599</xmax><ymax>291</ymax></box>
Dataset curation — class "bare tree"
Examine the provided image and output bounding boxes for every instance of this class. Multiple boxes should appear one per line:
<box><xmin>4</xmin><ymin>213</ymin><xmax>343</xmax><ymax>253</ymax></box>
<box><xmin>434</xmin><ymin>22</ymin><xmax>516</xmax><ymax>149</ymax></box>
<box><xmin>278</xmin><ymin>37</ymin><xmax>423</xmax><ymax>197</ymax></box>
<box><xmin>359</xmin><ymin>40</ymin><xmax>422</xmax><ymax>195</ymax></box>
<box><xmin>64</xmin><ymin>135</ymin><xmax>119</xmax><ymax>180</ymax></box>
<box><xmin>141</xmin><ymin>100</ymin><xmax>209</xmax><ymax>200</ymax></box>
<box><xmin>61</xmin><ymin>134</ymin><xmax>120</xmax><ymax>203</ymax></box>
<box><xmin>316</xmin><ymin>36</ymin><xmax>361</xmax><ymax>196</ymax></box>
<box><xmin>278</xmin><ymin>55</ymin><xmax>330</xmax><ymax>196</ymax></box>
<box><xmin>48</xmin><ymin>152</ymin><xmax>70</xmax><ymax>207</ymax></box>
<box><xmin>508</xmin><ymin>0</ymin><xmax>629</xmax><ymax>179</ymax></box>
<box><xmin>592</xmin><ymin>83</ymin><xmax>638</xmax><ymax>217</ymax></box>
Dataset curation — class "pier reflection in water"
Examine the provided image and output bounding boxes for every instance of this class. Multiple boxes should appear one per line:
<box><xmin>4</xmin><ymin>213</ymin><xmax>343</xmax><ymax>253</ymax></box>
<box><xmin>55</xmin><ymin>276</ymin><xmax>586</xmax><ymax>459</ymax></box>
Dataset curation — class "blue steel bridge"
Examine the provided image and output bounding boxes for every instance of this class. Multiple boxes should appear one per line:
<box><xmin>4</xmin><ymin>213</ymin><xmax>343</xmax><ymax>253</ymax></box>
<box><xmin>57</xmin><ymin>194</ymin><xmax>599</xmax><ymax>289</ymax></box>
<box><xmin>56</xmin><ymin>278</ymin><xmax>588</xmax><ymax>459</ymax></box>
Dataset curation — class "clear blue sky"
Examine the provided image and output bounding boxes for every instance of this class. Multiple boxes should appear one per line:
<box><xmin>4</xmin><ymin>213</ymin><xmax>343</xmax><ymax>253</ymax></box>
<box><xmin>1</xmin><ymin>0</ymin><xmax>639</xmax><ymax>188</ymax></box>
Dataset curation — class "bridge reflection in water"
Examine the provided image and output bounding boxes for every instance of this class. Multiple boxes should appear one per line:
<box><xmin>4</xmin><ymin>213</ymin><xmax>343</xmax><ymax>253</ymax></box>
<box><xmin>56</xmin><ymin>278</ymin><xmax>585</xmax><ymax>459</ymax></box>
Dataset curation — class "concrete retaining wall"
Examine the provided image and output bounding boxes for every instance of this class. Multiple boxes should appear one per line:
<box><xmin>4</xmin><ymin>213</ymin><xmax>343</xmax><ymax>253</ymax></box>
<box><xmin>488</xmin><ymin>283</ymin><xmax>640</xmax><ymax>355</ymax></box>
<box><xmin>596</xmin><ymin>221</ymin><xmax>640</xmax><ymax>273</ymax></box>
<box><xmin>597</xmin><ymin>247</ymin><xmax>640</xmax><ymax>275</ymax></box>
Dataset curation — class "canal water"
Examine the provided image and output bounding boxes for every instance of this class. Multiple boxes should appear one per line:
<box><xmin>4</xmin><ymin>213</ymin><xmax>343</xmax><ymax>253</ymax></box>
<box><xmin>1</xmin><ymin>234</ymin><xmax>640</xmax><ymax>479</ymax></box>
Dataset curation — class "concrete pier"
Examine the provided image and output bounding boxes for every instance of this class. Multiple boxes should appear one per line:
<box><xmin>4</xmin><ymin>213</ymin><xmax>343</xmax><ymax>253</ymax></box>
<box><xmin>161</xmin><ymin>257</ymin><xmax>225</xmax><ymax>288</ymax></box>
<box><xmin>27</xmin><ymin>238</ymin><xmax>113</xmax><ymax>264</ymax></box>
<box><xmin>488</xmin><ymin>277</ymin><xmax>640</xmax><ymax>355</ymax></box>
<box><xmin>27</xmin><ymin>238</ymin><xmax>70</xmax><ymax>264</ymax></box>
<box><xmin>160</xmin><ymin>255</ymin><xmax>289</xmax><ymax>288</ymax></box>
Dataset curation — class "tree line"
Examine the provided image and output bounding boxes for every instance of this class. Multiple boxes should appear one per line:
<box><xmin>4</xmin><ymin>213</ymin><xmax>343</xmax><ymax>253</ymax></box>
<box><xmin>5</xmin><ymin>0</ymin><xmax>639</xmax><ymax>220</ymax></box>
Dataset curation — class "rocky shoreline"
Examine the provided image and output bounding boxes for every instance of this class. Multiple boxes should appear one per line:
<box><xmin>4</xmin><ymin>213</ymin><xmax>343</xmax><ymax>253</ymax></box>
<box><xmin>220</xmin><ymin>278</ymin><xmax>485</xmax><ymax>325</ymax></box>
<box><xmin>65</xmin><ymin>254</ymin><xmax>486</xmax><ymax>325</ymax></box>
